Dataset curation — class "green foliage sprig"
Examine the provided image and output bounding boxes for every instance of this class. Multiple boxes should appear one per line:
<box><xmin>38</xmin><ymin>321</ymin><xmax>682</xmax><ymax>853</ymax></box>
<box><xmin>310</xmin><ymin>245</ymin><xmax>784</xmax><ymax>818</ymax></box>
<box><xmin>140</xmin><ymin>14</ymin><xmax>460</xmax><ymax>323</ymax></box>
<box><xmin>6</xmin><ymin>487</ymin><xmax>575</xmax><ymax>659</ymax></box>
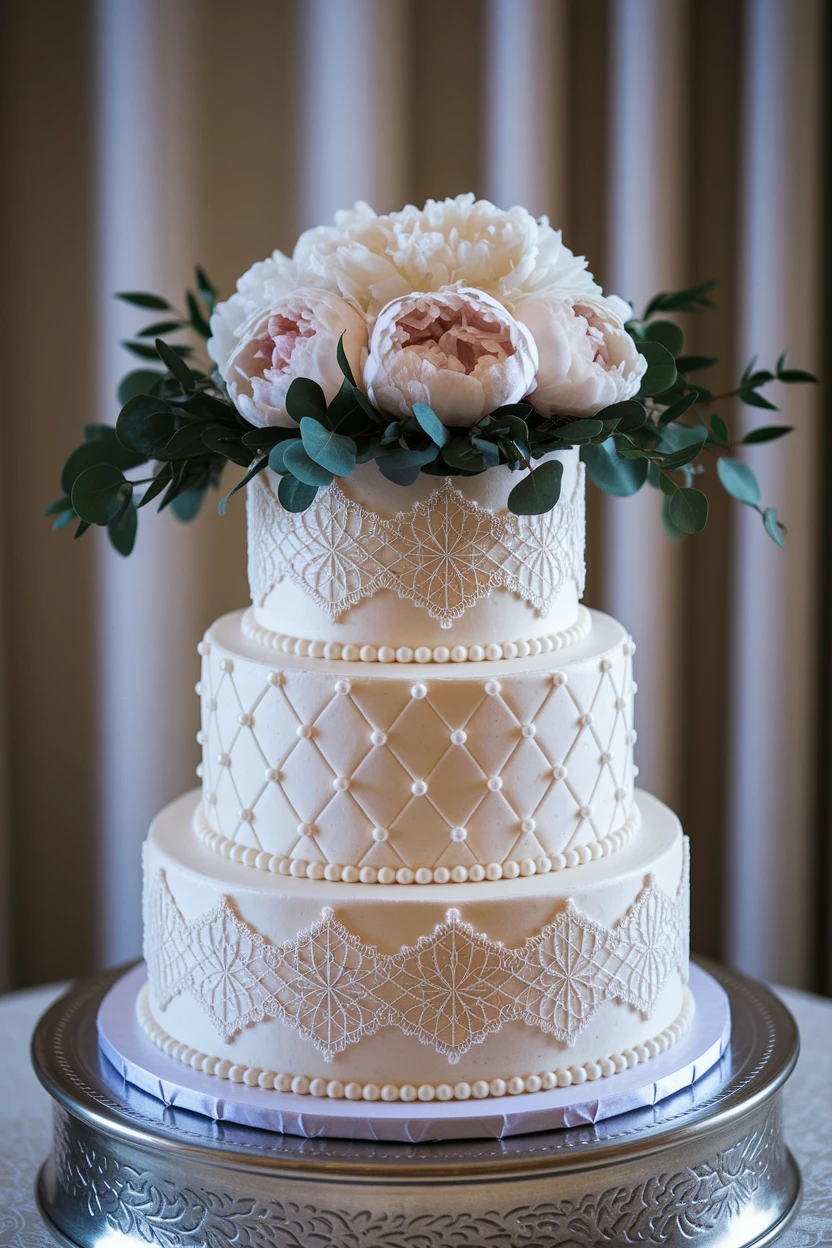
<box><xmin>49</xmin><ymin>272</ymin><xmax>817</xmax><ymax>555</ymax></box>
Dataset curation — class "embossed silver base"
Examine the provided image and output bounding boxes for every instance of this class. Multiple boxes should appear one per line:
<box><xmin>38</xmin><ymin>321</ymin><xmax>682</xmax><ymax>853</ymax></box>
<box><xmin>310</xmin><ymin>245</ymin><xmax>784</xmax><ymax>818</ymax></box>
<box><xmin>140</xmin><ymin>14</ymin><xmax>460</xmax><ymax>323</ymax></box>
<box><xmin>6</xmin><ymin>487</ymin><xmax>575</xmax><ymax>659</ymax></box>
<box><xmin>33</xmin><ymin>959</ymin><xmax>800</xmax><ymax>1248</ymax></box>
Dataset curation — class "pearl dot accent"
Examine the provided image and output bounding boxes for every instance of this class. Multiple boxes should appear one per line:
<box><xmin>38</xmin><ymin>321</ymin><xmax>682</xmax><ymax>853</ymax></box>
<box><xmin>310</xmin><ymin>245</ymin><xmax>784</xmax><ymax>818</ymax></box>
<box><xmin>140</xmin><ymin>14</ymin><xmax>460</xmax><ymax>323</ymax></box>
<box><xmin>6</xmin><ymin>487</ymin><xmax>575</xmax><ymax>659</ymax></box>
<box><xmin>334</xmin><ymin>679</ymin><xmax>351</xmax><ymax>695</ymax></box>
<box><xmin>484</xmin><ymin>679</ymin><xmax>501</xmax><ymax>696</ymax></box>
<box><xmin>296</xmin><ymin>724</ymin><xmax>313</xmax><ymax>739</ymax></box>
<box><xmin>219</xmin><ymin>658</ymin><xmax>234</xmax><ymax>673</ymax></box>
<box><xmin>552</xmin><ymin>764</ymin><xmax>567</xmax><ymax>780</ymax></box>
<box><xmin>237</xmin><ymin>713</ymin><xmax>253</xmax><ymax>727</ymax></box>
<box><xmin>579</xmin><ymin>712</ymin><xmax>593</xmax><ymax>728</ymax></box>
<box><xmin>194</xmin><ymin>807</ymin><xmax>640</xmax><ymax>883</ymax></box>
<box><xmin>217</xmin><ymin>753</ymin><xmax>230</xmax><ymax>768</ymax></box>
<box><xmin>370</xmin><ymin>729</ymin><xmax>387</xmax><ymax>746</ymax></box>
<box><xmin>600</xmin><ymin>657</ymin><xmax>612</xmax><ymax>672</ymax></box>
<box><xmin>521</xmin><ymin>723</ymin><xmax>536</xmax><ymax>738</ymax></box>
<box><xmin>241</xmin><ymin>607</ymin><xmax>592</xmax><ymax>664</ymax></box>
<box><xmin>487</xmin><ymin>776</ymin><xmax>503</xmax><ymax>792</ymax></box>
<box><xmin>553</xmin><ymin>671</ymin><xmax>567</xmax><ymax>686</ymax></box>
<box><xmin>333</xmin><ymin>776</ymin><xmax>349</xmax><ymax>792</ymax></box>
<box><xmin>411</xmin><ymin>779</ymin><xmax>428</xmax><ymax>796</ymax></box>
<box><xmin>450</xmin><ymin>729</ymin><xmax>467</xmax><ymax>745</ymax></box>
<box><xmin>140</xmin><ymin>989</ymin><xmax>689</xmax><ymax>1101</ymax></box>
<box><xmin>267</xmin><ymin>671</ymin><xmax>282</xmax><ymax>686</ymax></box>
<box><xmin>410</xmin><ymin>682</ymin><xmax>427</xmax><ymax>699</ymax></box>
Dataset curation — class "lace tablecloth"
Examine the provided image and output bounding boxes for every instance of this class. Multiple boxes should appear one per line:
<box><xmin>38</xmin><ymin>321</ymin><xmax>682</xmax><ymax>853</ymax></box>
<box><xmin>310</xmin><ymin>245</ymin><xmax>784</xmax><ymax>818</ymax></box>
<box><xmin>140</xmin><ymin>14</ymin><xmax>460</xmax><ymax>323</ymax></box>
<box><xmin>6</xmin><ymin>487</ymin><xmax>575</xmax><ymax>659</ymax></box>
<box><xmin>1</xmin><ymin>979</ymin><xmax>829</xmax><ymax>1246</ymax></box>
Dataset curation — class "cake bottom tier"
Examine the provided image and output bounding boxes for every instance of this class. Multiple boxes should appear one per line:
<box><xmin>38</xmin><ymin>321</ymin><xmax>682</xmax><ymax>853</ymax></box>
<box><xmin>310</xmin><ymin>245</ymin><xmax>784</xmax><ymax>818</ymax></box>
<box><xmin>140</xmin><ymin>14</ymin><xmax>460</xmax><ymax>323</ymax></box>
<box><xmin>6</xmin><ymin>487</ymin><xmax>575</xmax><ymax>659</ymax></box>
<box><xmin>142</xmin><ymin>790</ymin><xmax>690</xmax><ymax>1100</ymax></box>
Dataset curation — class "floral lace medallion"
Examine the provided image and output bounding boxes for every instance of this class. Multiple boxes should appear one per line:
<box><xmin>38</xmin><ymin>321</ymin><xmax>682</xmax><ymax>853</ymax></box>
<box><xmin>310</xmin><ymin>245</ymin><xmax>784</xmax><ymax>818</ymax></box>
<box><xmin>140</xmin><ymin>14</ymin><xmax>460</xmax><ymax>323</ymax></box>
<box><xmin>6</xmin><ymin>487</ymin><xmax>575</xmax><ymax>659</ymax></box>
<box><xmin>144</xmin><ymin>842</ymin><xmax>688</xmax><ymax>1062</ymax></box>
<box><xmin>247</xmin><ymin>469</ymin><xmax>586</xmax><ymax>629</ymax></box>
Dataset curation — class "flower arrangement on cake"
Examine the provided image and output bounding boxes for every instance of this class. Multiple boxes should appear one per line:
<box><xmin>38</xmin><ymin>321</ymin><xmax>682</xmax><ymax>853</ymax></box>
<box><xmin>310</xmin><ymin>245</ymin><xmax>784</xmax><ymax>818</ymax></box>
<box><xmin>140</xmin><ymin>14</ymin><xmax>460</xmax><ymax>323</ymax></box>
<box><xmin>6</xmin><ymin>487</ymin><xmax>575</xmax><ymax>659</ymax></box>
<box><xmin>49</xmin><ymin>195</ymin><xmax>815</xmax><ymax>553</ymax></box>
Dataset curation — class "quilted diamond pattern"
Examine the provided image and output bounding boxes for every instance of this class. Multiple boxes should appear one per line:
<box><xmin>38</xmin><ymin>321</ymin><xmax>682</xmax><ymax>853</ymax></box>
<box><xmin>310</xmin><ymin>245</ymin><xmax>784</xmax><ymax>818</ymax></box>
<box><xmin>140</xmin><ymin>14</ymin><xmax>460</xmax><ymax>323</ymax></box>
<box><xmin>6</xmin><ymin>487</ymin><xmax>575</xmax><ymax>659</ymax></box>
<box><xmin>199</xmin><ymin>618</ymin><xmax>636</xmax><ymax>870</ymax></box>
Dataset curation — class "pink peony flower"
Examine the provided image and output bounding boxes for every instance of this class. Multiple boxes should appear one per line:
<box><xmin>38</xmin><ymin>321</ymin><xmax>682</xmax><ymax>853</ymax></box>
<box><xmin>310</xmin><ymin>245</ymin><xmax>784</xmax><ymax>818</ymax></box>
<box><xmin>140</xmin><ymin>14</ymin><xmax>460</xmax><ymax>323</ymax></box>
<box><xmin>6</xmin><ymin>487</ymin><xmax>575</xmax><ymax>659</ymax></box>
<box><xmin>515</xmin><ymin>293</ymin><xmax>647</xmax><ymax>416</ymax></box>
<box><xmin>364</xmin><ymin>286</ymin><xmax>538</xmax><ymax>426</ymax></box>
<box><xmin>219</xmin><ymin>288</ymin><xmax>367</xmax><ymax>427</ymax></box>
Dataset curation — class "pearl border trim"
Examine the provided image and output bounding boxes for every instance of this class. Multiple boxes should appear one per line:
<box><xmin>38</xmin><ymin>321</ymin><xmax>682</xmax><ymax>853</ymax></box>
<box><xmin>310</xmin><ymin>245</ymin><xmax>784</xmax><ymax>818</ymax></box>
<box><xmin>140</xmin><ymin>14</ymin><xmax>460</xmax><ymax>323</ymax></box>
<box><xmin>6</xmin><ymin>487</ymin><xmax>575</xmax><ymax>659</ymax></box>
<box><xmin>194</xmin><ymin>806</ymin><xmax>640</xmax><ymax>884</ymax></box>
<box><xmin>138</xmin><ymin>984</ymin><xmax>694</xmax><ymax>1102</ymax></box>
<box><xmin>240</xmin><ymin>605</ymin><xmax>592</xmax><ymax>665</ymax></box>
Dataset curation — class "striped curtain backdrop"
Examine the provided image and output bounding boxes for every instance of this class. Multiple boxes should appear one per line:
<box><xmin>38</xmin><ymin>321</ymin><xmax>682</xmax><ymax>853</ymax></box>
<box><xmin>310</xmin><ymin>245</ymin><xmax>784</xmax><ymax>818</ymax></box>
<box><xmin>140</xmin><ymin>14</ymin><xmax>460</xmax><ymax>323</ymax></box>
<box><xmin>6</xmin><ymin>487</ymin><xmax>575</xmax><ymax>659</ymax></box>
<box><xmin>0</xmin><ymin>0</ymin><xmax>828</xmax><ymax>992</ymax></box>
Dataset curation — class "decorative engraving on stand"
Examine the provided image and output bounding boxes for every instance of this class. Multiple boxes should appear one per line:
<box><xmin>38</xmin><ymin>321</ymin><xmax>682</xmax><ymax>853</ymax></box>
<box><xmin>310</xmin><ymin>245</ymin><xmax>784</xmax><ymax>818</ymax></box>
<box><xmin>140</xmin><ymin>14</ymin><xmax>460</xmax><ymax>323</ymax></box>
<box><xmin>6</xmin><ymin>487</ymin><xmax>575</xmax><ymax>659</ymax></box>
<box><xmin>53</xmin><ymin>1104</ymin><xmax>782</xmax><ymax>1246</ymax></box>
<box><xmin>247</xmin><ymin>469</ymin><xmax>586</xmax><ymax>629</ymax></box>
<box><xmin>144</xmin><ymin>845</ymin><xmax>689</xmax><ymax>1057</ymax></box>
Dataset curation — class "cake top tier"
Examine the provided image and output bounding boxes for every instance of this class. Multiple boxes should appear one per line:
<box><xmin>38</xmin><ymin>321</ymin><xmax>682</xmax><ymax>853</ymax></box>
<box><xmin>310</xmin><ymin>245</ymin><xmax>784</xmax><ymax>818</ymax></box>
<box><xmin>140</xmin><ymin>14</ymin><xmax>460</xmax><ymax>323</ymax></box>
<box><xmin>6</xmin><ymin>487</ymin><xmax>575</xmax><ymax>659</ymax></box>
<box><xmin>249</xmin><ymin>448</ymin><xmax>585</xmax><ymax>649</ymax></box>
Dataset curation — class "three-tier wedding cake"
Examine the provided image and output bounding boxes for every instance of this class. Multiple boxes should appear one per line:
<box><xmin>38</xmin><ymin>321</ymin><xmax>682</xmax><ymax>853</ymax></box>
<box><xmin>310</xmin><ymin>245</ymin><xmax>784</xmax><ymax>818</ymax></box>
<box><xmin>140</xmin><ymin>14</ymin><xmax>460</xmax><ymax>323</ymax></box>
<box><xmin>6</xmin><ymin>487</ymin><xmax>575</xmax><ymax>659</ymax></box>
<box><xmin>140</xmin><ymin>450</ymin><xmax>691</xmax><ymax>1106</ymax></box>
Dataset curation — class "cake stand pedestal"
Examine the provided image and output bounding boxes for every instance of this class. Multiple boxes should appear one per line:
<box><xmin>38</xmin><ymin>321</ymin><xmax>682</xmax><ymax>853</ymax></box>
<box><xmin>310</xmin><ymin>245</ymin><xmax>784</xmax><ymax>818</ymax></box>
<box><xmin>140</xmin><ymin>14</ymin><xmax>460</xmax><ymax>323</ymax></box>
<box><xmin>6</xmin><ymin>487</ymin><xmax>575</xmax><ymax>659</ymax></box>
<box><xmin>32</xmin><ymin>959</ymin><xmax>800</xmax><ymax>1248</ymax></box>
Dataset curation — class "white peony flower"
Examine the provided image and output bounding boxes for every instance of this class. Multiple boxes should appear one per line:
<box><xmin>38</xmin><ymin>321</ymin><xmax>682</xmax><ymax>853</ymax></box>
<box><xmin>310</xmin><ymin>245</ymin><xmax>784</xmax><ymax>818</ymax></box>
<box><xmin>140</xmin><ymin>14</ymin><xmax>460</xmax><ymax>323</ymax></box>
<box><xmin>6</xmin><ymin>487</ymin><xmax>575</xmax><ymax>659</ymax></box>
<box><xmin>515</xmin><ymin>293</ymin><xmax>646</xmax><ymax>416</ymax></box>
<box><xmin>293</xmin><ymin>195</ymin><xmax>601</xmax><ymax>316</ymax></box>
<box><xmin>364</xmin><ymin>285</ymin><xmax>538</xmax><ymax>426</ymax></box>
<box><xmin>208</xmin><ymin>250</ymin><xmax>298</xmax><ymax>379</ymax></box>
<box><xmin>214</xmin><ymin>287</ymin><xmax>368</xmax><ymax>427</ymax></box>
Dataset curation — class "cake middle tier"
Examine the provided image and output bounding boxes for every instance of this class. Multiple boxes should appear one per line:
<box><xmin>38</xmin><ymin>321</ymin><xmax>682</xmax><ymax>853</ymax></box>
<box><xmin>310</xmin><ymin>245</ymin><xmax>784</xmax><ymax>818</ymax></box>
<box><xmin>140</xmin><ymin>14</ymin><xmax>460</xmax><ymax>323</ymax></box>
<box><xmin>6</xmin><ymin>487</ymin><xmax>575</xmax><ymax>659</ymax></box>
<box><xmin>198</xmin><ymin>609</ymin><xmax>637</xmax><ymax>883</ymax></box>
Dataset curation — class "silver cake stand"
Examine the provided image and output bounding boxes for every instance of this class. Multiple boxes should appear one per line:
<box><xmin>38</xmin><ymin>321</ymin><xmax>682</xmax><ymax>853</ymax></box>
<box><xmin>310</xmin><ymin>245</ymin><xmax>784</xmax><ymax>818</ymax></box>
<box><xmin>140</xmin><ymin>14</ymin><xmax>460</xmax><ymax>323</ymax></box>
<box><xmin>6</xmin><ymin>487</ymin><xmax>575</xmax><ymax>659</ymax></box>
<box><xmin>32</xmin><ymin>959</ymin><xmax>800</xmax><ymax>1248</ymax></box>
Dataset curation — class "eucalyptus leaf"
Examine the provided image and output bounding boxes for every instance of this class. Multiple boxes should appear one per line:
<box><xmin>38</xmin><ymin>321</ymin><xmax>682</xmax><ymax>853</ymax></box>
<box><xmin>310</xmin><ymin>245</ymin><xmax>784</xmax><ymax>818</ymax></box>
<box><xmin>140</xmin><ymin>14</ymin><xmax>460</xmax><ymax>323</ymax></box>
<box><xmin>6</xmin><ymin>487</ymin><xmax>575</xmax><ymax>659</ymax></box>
<box><xmin>136</xmin><ymin>320</ymin><xmax>183</xmax><ymax>338</ymax></box>
<box><xmin>741</xmin><ymin>425</ymin><xmax>794</xmax><ymax>445</ymax></box>
<box><xmin>507</xmin><ymin>459</ymin><xmax>563</xmax><ymax>516</ymax></box>
<box><xmin>657</xmin><ymin>392</ymin><xmax>698</xmax><ymax>426</ymax></box>
<box><xmin>156</xmin><ymin>338</ymin><xmax>196</xmax><ymax>392</ymax></box>
<box><xmin>375</xmin><ymin>444</ymin><xmax>439</xmax><ymax>473</ymax></box>
<box><xmin>195</xmin><ymin>267</ymin><xmax>217</xmax><ymax>314</ymax></box>
<box><xmin>61</xmin><ymin>432</ymin><xmax>145</xmax><ymax>496</ymax></box>
<box><xmin>669</xmin><ymin>486</ymin><xmax>709</xmax><ymax>533</ymax></box>
<box><xmin>675</xmin><ymin>355</ymin><xmax>717</xmax><ymax>373</ymax></box>
<box><xmin>552</xmin><ymin>418</ymin><xmax>604</xmax><ymax>442</ymax></box>
<box><xmin>186</xmin><ymin>290</ymin><xmax>211</xmax><ymax>338</ymax></box>
<box><xmin>71</xmin><ymin>464</ymin><xmax>130</xmax><ymax>525</ymax></box>
<box><xmin>300</xmin><ymin>417</ymin><xmax>357</xmax><ymax>476</ymax></box>
<box><xmin>137</xmin><ymin>467</ymin><xmax>173</xmax><ymax>508</ymax></box>
<box><xmin>709</xmin><ymin>414</ymin><xmax>730</xmax><ymax>447</ymax></box>
<box><xmin>442</xmin><ymin>438</ymin><xmax>487</xmax><ymax>472</ymax></box>
<box><xmin>581</xmin><ymin>439</ymin><xmax>648</xmax><ymax>497</ymax></box>
<box><xmin>116</xmin><ymin>402</ymin><xmax>176</xmax><ymax>459</ymax></box>
<box><xmin>763</xmin><ymin>506</ymin><xmax>785</xmax><ymax>548</ymax></box>
<box><xmin>278</xmin><ymin>474</ymin><xmax>318</xmax><ymax>512</ymax></box>
<box><xmin>637</xmin><ymin>340</ymin><xmax>678</xmax><ymax>397</ymax></box>
<box><xmin>282</xmin><ymin>440</ymin><xmax>336</xmax><ymax>486</ymax></box>
<box><xmin>218</xmin><ymin>456</ymin><xmax>268</xmax><ymax>516</ymax></box>
<box><xmin>116</xmin><ymin>291</ymin><xmax>171</xmax><ymax>310</ymax></box>
<box><xmin>599</xmin><ymin>400</ymin><xmax>646</xmax><ymax>434</ymax></box>
<box><xmin>285</xmin><ymin>377</ymin><xmax>328</xmax><ymax>424</ymax></box>
<box><xmin>661</xmin><ymin>494</ymin><xmax>685</xmax><ymax>541</ymax></box>
<box><xmin>52</xmin><ymin>508</ymin><xmax>77</xmax><ymax>532</ymax></box>
<box><xmin>44</xmin><ymin>496</ymin><xmax>74</xmax><ymax>516</ymax></box>
<box><xmin>336</xmin><ymin>332</ymin><xmax>356</xmax><ymax>385</ymax></box>
<box><xmin>412</xmin><ymin>403</ymin><xmax>450</xmax><ymax>447</ymax></box>
<box><xmin>643</xmin><ymin>280</ymin><xmax>715</xmax><ymax>320</ymax></box>
<box><xmin>376</xmin><ymin>463</ymin><xmax>423</xmax><ymax>486</ymax></box>
<box><xmin>171</xmin><ymin>488</ymin><xmax>207</xmax><ymax>521</ymax></box>
<box><xmin>644</xmin><ymin>320</ymin><xmax>684</xmax><ymax>356</ymax></box>
<box><xmin>717</xmin><ymin>457</ymin><xmax>761</xmax><ymax>506</ymax></box>
<box><xmin>469</xmin><ymin>435</ymin><xmax>501</xmax><ymax>470</ymax></box>
<box><xmin>107</xmin><ymin>502</ymin><xmax>138</xmax><ymax>555</ymax></box>
<box><xmin>739</xmin><ymin>387</ymin><xmax>779</xmax><ymax>411</ymax></box>
<box><xmin>777</xmin><ymin>368</ymin><xmax>818</xmax><ymax>384</ymax></box>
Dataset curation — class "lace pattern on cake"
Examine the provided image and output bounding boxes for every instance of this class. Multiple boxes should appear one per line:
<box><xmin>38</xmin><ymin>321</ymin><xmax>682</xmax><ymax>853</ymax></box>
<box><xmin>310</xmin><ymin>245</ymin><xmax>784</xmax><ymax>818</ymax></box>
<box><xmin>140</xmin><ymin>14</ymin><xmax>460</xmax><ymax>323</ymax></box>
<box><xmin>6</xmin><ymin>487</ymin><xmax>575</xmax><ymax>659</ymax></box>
<box><xmin>144</xmin><ymin>843</ymin><xmax>688</xmax><ymax>1062</ymax></box>
<box><xmin>247</xmin><ymin>470</ymin><xmax>586</xmax><ymax>629</ymax></box>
